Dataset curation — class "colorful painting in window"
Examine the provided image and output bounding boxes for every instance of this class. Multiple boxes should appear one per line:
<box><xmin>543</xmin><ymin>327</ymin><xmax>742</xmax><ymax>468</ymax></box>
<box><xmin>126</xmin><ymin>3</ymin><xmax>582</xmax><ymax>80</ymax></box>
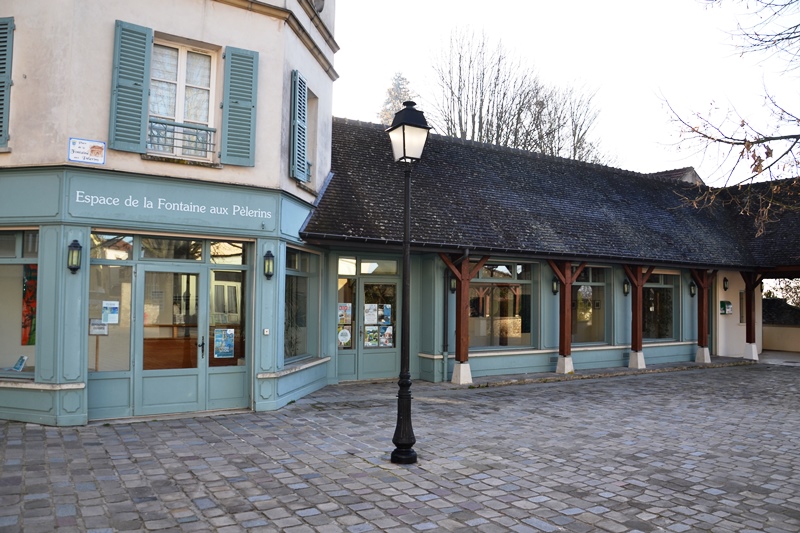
<box><xmin>22</xmin><ymin>264</ymin><xmax>37</xmax><ymax>345</ymax></box>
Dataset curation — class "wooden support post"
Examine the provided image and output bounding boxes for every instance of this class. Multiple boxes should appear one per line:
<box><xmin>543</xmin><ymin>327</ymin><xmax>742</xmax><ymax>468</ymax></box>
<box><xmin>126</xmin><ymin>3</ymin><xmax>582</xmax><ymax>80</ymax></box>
<box><xmin>623</xmin><ymin>265</ymin><xmax>655</xmax><ymax>369</ymax></box>
<box><xmin>740</xmin><ymin>271</ymin><xmax>763</xmax><ymax>360</ymax></box>
<box><xmin>548</xmin><ymin>260</ymin><xmax>587</xmax><ymax>372</ymax></box>
<box><xmin>440</xmin><ymin>252</ymin><xmax>489</xmax><ymax>383</ymax></box>
<box><xmin>690</xmin><ymin>269</ymin><xmax>717</xmax><ymax>363</ymax></box>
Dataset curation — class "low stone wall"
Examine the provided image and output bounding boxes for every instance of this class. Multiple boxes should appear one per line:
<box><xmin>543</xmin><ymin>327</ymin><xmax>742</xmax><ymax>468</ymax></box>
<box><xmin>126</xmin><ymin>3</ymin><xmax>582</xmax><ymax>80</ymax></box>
<box><xmin>764</xmin><ymin>325</ymin><xmax>800</xmax><ymax>352</ymax></box>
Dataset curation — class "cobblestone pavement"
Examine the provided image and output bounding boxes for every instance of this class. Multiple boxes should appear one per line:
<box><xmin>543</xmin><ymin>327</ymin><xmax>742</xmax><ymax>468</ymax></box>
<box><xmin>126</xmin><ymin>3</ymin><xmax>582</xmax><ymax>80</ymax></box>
<box><xmin>2</xmin><ymin>364</ymin><xmax>800</xmax><ymax>532</ymax></box>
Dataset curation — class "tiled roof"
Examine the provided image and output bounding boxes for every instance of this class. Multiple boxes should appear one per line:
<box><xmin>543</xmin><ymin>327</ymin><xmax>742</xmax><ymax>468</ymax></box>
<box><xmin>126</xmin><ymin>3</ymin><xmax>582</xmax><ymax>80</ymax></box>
<box><xmin>301</xmin><ymin>118</ymin><xmax>791</xmax><ymax>270</ymax></box>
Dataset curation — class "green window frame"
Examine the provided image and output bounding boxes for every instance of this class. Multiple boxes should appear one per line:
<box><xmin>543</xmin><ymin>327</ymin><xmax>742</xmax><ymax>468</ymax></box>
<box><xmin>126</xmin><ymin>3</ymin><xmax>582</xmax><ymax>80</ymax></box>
<box><xmin>571</xmin><ymin>266</ymin><xmax>608</xmax><ymax>344</ymax></box>
<box><xmin>290</xmin><ymin>69</ymin><xmax>309</xmax><ymax>181</ymax></box>
<box><xmin>0</xmin><ymin>17</ymin><xmax>15</xmax><ymax>148</ymax></box>
<box><xmin>108</xmin><ymin>20</ymin><xmax>258</xmax><ymax>166</ymax></box>
<box><xmin>643</xmin><ymin>273</ymin><xmax>679</xmax><ymax>341</ymax></box>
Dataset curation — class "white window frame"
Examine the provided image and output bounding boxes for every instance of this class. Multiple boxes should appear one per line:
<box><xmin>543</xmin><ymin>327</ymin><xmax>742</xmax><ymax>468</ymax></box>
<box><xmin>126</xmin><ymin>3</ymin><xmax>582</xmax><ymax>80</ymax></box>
<box><xmin>148</xmin><ymin>39</ymin><xmax>217</xmax><ymax>162</ymax></box>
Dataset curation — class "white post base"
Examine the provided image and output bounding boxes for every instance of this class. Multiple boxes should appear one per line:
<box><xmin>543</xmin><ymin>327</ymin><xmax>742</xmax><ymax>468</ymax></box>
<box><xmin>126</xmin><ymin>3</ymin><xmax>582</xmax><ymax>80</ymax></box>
<box><xmin>628</xmin><ymin>351</ymin><xmax>646</xmax><ymax>369</ymax></box>
<box><xmin>556</xmin><ymin>355</ymin><xmax>574</xmax><ymax>374</ymax></box>
<box><xmin>743</xmin><ymin>343</ymin><xmax>759</xmax><ymax>361</ymax></box>
<box><xmin>451</xmin><ymin>362</ymin><xmax>473</xmax><ymax>385</ymax></box>
<box><xmin>695</xmin><ymin>346</ymin><xmax>711</xmax><ymax>363</ymax></box>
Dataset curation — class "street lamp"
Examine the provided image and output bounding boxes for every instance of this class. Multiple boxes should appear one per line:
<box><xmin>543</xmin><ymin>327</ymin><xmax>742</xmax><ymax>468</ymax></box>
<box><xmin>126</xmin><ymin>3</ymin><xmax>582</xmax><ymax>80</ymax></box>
<box><xmin>386</xmin><ymin>101</ymin><xmax>431</xmax><ymax>464</ymax></box>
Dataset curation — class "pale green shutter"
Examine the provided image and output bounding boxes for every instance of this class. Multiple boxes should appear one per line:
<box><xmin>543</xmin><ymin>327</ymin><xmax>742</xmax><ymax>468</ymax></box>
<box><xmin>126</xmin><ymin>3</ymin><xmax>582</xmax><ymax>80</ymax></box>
<box><xmin>0</xmin><ymin>17</ymin><xmax>14</xmax><ymax>148</ymax></box>
<box><xmin>221</xmin><ymin>47</ymin><xmax>258</xmax><ymax>166</ymax></box>
<box><xmin>290</xmin><ymin>70</ymin><xmax>308</xmax><ymax>181</ymax></box>
<box><xmin>108</xmin><ymin>20</ymin><xmax>152</xmax><ymax>153</ymax></box>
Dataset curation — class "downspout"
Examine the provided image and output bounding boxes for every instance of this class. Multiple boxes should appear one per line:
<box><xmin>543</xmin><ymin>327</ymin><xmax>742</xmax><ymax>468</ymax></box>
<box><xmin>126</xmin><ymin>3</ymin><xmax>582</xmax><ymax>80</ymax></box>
<box><xmin>442</xmin><ymin>268</ymin><xmax>450</xmax><ymax>381</ymax></box>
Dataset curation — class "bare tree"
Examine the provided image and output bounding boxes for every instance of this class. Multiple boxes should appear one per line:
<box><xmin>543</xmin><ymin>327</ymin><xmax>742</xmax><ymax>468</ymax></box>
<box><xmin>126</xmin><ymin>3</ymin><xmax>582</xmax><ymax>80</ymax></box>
<box><xmin>672</xmin><ymin>0</ymin><xmax>800</xmax><ymax>235</ymax></box>
<box><xmin>378</xmin><ymin>73</ymin><xmax>417</xmax><ymax>126</ymax></box>
<box><xmin>429</xmin><ymin>30</ymin><xmax>608</xmax><ymax>164</ymax></box>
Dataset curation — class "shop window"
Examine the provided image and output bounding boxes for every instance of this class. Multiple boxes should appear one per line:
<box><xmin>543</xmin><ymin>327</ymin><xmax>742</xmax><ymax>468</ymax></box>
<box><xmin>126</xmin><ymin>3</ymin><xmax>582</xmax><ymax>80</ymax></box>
<box><xmin>210</xmin><ymin>241</ymin><xmax>245</xmax><ymax>265</ymax></box>
<box><xmin>643</xmin><ymin>274</ymin><xmax>678</xmax><ymax>340</ymax></box>
<box><xmin>469</xmin><ymin>262</ymin><xmax>534</xmax><ymax>348</ymax></box>
<box><xmin>91</xmin><ymin>234</ymin><xmax>134</xmax><ymax>260</ymax></box>
<box><xmin>209</xmin><ymin>270</ymin><xmax>246</xmax><ymax>367</ymax></box>
<box><xmin>109</xmin><ymin>20</ymin><xmax>258</xmax><ymax>166</ymax></box>
<box><xmin>141</xmin><ymin>237</ymin><xmax>202</xmax><ymax>260</ymax></box>
<box><xmin>0</xmin><ymin>230</ymin><xmax>38</xmax><ymax>377</ymax></box>
<box><xmin>571</xmin><ymin>267</ymin><xmax>607</xmax><ymax>343</ymax></box>
<box><xmin>88</xmin><ymin>264</ymin><xmax>132</xmax><ymax>372</ymax></box>
<box><xmin>285</xmin><ymin>249</ymin><xmax>319</xmax><ymax>360</ymax></box>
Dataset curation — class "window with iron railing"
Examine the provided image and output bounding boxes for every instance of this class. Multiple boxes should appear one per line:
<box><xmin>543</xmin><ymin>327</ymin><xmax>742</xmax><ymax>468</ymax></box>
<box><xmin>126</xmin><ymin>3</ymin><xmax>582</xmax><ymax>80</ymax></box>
<box><xmin>148</xmin><ymin>42</ymin><xmax>216</xmax><ymax>161</ymax></box>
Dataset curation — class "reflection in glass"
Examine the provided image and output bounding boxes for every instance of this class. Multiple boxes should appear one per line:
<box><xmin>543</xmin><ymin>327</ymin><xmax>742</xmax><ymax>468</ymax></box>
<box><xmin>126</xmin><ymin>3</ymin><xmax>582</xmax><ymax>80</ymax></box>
<box><xmin>143</xmin><ymin>272</ymin><xmax>199</xmax><ymax>370</ymax></box>
<box><xmin>91</xmin><ymin>234</ymin><xmax>134</xmax><ymax>260</ymax></box>
<box><xmin>88</xmin><ymin>265</ymin><xmax>132</xmax><ymax>372</ymax></box>
<box><xmin>141</xmin><ymin>238</ymin><xmax>202</xmax><ymax>260</ymax></box>
<box><xmin>338</xmin><ymin>257</ymin><xmax>356</xmax><ymax>275</ymax></box>
<box><xmin>361</xmin><ymin>260</ymin><xmax>397</xmax><ymax>275</ymax></box>
<box><xmin>571</xmin><ymin>285</ymin><xmax>605</xmax><ymax>343</ymax></box>
<box><xmin>0</xmin><ymin>265</ymin><xmax>36</xmax><ymax>371</ymax></box>
<box><xmin>209</xmin><ymin>270</ymin><xmax>246</xmax><ymax>367</ymax></box>
<box><xmin>210</xmin><ymin>241</ymin><xmax>245</xmax><ymax>265</ymax></box>
<box><xmin>469</xmin><ymin>283</ymin><xmax>531</xmax><ymax>347</ymax></box>
<box><xmin>285</xmin><ymin>275</ymin><xmax>308</xmax><ymax>357</ymax></box>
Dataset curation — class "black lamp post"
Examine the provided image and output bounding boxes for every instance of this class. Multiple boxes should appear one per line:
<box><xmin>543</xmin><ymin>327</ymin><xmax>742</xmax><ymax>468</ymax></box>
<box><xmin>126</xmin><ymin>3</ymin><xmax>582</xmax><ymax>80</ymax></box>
<box><xmin>386</xmin><ymin>101</ymin><xmax>430</xmax><ymax>464</ymax></box>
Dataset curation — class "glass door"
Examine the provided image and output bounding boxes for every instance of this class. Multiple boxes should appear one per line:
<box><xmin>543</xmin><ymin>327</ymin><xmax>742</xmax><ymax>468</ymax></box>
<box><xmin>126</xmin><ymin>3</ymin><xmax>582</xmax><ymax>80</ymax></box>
<box><xmin>134</xmin><ymin>266</ymin><xmax>207</xmax><ymax>415</ymax></box>
<box><xmin>357</xmin><ymin>280</ymin><xmax>399</xmax><ymax>380</ymax></box>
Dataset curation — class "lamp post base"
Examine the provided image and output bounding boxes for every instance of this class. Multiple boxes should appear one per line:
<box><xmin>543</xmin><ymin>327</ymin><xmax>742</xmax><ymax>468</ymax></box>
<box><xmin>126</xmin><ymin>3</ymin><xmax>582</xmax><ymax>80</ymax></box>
<box><xmin>390</xmin><ymin>448</ymin><xmax>417</xmax><ymax>464</ymax></box>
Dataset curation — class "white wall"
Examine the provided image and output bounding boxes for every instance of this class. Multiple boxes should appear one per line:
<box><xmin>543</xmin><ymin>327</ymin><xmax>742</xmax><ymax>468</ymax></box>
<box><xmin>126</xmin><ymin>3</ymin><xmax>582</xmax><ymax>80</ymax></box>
<box><xmin>714</xmin><ymin>270</ymin><xmax>763</xmax><ymax>357</ymax></box>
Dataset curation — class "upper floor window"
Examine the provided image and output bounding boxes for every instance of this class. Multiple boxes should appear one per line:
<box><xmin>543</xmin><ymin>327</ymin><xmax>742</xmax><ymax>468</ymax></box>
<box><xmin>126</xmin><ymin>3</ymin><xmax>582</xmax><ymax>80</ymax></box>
<box><xmin>290</xmin><ymin>70</ymin><xmax>318</xmax><ymax>182</ymax></box>
<box><xmin>148</xmin><ymin>42</ymin><xmax>216</xmax><ymax>161</ymax></box>
<box><xmin>109</xmin><ymin>20</ymin><xmax>258</xmax><ymax>167</ymax></box>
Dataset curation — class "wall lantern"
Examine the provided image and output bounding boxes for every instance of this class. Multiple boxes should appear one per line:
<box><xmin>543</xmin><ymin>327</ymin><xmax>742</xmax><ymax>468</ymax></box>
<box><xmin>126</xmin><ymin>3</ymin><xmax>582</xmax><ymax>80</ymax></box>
<box><xmin>67</xmin><ymin>239</ymin><xmax>82</xmax><ymax>274</ymax></box>
<box><xmin>449</xmin><ymin>273</ymin><xmax>457</xmax><ymax>293</ymax></box>
<box><xmin>263</xmin><ymin>250</ymin><xmax>275</xmax><ymax>280</ymax></box>
<box><xmin>723</xmin><ymin>277</ymin><xmax>729</xmax><ymax>291</ymax></box>
<box><xmin>622</xmin><ymin>279</ymin><xmax>631</xmax><ymax>297</ymax></box>
<box><xmin>552</xmin><ymin>277</ymin><xmax>560</xmax><ymax>295</ymax></box>
<box><xmin>689</xmin><ymin>281</ymin><xmax>697</xmax><ymax>298</ymax></box>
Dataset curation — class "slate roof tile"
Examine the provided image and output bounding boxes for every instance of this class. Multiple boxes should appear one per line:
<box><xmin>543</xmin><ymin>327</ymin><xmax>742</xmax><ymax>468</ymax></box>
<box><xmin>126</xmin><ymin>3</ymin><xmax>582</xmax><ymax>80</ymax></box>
<box><xmin>301</xmin><ymin>118</ymin><xmax>798</xmax><ymax>270</ymax></box>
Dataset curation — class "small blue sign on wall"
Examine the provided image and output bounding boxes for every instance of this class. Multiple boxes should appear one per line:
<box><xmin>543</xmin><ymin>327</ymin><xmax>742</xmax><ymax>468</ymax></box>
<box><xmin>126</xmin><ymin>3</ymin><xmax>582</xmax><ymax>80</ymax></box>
<box><xmin>68</xmin><ymin>138</ymin><xmax>106</xmax><ymax>165</ymax></box>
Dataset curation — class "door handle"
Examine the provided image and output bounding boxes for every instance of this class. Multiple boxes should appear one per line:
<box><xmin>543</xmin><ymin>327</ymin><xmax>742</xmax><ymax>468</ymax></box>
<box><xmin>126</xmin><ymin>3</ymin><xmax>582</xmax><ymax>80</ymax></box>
<box><xmin>198</xmin><ymin>336</ymin><xmax>205</xmax><ymax>359</ymax></box>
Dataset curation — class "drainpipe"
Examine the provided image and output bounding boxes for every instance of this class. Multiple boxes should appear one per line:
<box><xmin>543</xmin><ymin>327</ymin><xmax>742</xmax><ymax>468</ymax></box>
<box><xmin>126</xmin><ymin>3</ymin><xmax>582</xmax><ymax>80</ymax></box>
<box><xmin>443</xmin><ymin>268</ymin><xmax>450</xmax><ymax>381</ymax></box>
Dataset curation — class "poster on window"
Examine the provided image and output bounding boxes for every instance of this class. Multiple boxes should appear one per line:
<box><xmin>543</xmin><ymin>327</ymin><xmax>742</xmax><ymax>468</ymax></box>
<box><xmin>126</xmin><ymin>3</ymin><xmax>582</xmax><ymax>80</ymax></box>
<box><xmin>338</xmin><ymin>303</ymin><xmax>352</xmax><ymax>325</ymax></box>
<box><xmin>21</xmin><ymin>265</ymin><xmax>37</xmax><ymax>346</ymax></box>
<box><xmin>214</xmin><ymin>328</ymin><xmax>235</xmax><ymax>358</ymax></box>
<box><xmin>378</xmin><ymin>304</ymin><xmax>392</xmax><ymax>324</ymax></box>
<box><xmin>364</xmin><ymin>325</ymin><xmax>379</xmax><ymax>347</ymax></box>
<box><xmin>102</xmin><ymin>301</ymin><xmax>120</xmax><ymax>324</ymax></box>
<box><xmin>379</xmin><ymin>326</ymin><xmax>393</xmax><ymax>347</ymax></box>
<box><xmin>364</xmin><ymin>304</ymin><xmax>378</xmax><ymax>325</ymax></box>
<box><xmin>337</xmin><ymin>325</ymin><xmax>352</xmax><ymax>348</ymax></box>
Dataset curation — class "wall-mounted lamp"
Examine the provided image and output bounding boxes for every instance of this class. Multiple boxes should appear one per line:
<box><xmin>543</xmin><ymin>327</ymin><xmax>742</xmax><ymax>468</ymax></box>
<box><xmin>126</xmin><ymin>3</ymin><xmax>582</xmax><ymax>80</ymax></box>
<box><xmin>622</xmin><ymin>279</ymin><xmax>630</xmax><ymax>297</ymax></box>
<box><xmin>552</xmin><ymin>277</ymin><xmax>560</xmax><ymax>295</ymax></box>
<box><xmin>263</xmin><ymin>250</ymin><xmax>275</xmax><ymax>280</ymax></box>
<box><xmin>67</xmin><ymin>239</ymin><xmax>82</xmax><ymax>274</ymax></box>
<box><xmin>723</xmin><ymin>277</ymin><xmax>729</xmax><ymax>291</ymax></box>
<box><xmin>689</xmin><ymin>281</ymin><xmax>697</xmax><ymax>298</ymax></box>
<box><xmin>449</xmin><ymin>274</ymin><xmax>457</xmax><ymax>293</ymax></box>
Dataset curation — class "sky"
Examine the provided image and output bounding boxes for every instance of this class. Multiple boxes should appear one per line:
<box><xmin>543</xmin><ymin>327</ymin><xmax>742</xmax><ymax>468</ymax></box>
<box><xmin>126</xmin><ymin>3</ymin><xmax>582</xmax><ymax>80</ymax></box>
<box><xmin>331</xmin><ymin>0</ymin><xmax>795</xmax><ymax>185</ymax></box>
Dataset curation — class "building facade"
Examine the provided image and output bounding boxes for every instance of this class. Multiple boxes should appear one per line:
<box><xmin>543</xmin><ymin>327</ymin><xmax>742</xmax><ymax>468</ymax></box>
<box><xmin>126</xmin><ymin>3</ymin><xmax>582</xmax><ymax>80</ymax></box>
<box><xmin>0</xmin><ymin>1</ymin><xmax>782</xmax><ymax>428</ymax></box>
<box><xmin>0</xmin><ymin>0</ymin><xmax>337</xmax><ymax>425</ymax></box>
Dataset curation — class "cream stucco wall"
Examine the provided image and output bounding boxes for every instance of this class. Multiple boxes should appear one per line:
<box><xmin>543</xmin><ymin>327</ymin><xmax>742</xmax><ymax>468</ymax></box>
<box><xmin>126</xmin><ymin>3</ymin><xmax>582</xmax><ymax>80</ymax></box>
<box><xmin>713</xmin><ymin>270</ymin><xmax>763</xmax><ymax>358</ymax></box>
<box><xmin>764</xmin><ymin>325</ymin><xmax>800</xmax><ymax>352</ymax></box>
<box><xmin>0</xmin><ymin>0</ymin><xmax>337</xmax><ymax>203</ymax></box>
